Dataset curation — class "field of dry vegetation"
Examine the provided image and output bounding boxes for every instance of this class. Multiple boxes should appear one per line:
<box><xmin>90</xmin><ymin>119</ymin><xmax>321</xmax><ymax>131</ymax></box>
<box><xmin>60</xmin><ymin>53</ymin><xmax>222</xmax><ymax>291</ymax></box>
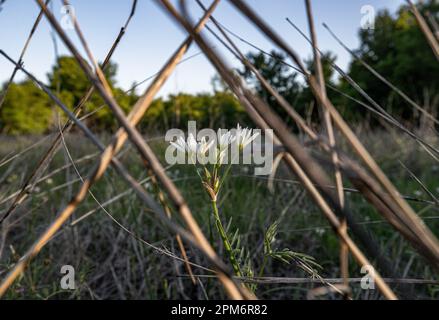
<box><xmin>0</xmin><ymin>0</ymin><xmax>439</xmax><ymax>300</ymax></box>
<box><xmin>0</xmin><ymin>128</ymin><xmax>438</xmax><ymax>299</ymax></box>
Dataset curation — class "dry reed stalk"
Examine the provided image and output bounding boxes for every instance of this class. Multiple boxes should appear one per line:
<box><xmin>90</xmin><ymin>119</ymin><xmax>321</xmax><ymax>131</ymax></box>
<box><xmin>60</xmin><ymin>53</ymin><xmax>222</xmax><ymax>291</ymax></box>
<box><xmin>323</xmin><ymin>22</ymin><xmax>439</xmax><ymax>127</ymax></box>
<box><xmin>303</xmin><ymin>0</ymin><xmax>348</xmax><ymax>294</ymax></box>
<box><xmin>184</xmin><ymin>274</ymin><xmax>439</xmax><ymax>285</ymax></box>
<box><xmin>286</xmin><ymin>18</ymin><xmax>439</xmax><ymax>158</ymax></box>
<box><xmin>0</xmin><ymin>0</ymin><xmax>50</xmax><ymax>110</ymax></box>
<box><xmin>407</xmin><ymin>0</ymin><xmax>439</xmax><ymax>60</ymax></box>
<box><xmin>145</xmin><ymin>163</ymin><xmax>197</xmax><ymax>284</ymax></box>
<box><xmin>160</xmin><ymin>0</ymin><xmax>397</xmax><ymax>300</ymax></box>
<box><xmin>425</xmin><ymin>10</ymin><xmax>439</xmax><ymax>41</ymax></box>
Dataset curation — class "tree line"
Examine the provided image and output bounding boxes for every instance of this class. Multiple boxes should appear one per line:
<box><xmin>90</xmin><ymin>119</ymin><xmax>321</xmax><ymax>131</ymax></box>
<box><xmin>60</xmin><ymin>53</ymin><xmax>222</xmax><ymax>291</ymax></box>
<box><xmin>0</xmin><ymin>0</ymin><xmax>438</xmax><ymax>134</ymax></box>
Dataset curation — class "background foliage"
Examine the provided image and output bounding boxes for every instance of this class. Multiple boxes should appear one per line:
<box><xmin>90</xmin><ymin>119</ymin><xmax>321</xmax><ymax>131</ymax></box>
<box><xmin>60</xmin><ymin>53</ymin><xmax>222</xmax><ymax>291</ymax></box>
<box><xmin>0</xmin><ymin>1</ymin><xmax>438</xmax><ymax>133</ymax></box>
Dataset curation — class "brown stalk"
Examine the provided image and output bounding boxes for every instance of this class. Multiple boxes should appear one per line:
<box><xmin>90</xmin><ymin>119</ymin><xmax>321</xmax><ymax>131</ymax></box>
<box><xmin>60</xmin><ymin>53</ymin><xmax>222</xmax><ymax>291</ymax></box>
<box><xmin>41</xmin><ymin>0</ymin><xmax>249</xmax><ymax>299</ymax></box>
<box><xmin>145</xmin><ymin>163</ymin><xmax>197</xmax><ymax>284</ymax></box>
<box><xmin>0</xmin><ymin>0</ymin><xmax>50</xmax><ymax>111</ymax></box>
<box><xmin>425</xmin><ymin>10</ymin><xmax>439</xmax><ymax>41</ymax></box>
<box><xmin>406</xmin><ymin>0</ymin><xmax>439</xmax><ymax>60</ymax></box>
<box><xmin>323</xmin><ymin>22</ymin><xmax>439</xmax><ymax>127</ymax></box>
<box><xmin>303</xmin><ymin>0</ymin><xmax>348</xmax><ymax>293</ymax></box>
<box><xmin>184</xmin><ymin>274</ymin><xmax>439</xmax><ymax>285</ymax></box>
<box><xmin>286</xmin><ymin>18</ymin><xmax>439</xmax><ymax>157</ymax></box>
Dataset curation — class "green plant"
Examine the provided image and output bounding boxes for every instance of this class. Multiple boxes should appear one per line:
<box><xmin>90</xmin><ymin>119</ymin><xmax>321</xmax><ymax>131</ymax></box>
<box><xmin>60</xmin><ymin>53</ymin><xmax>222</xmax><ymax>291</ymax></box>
<box><xmin>261</xmin><ymin>220</ymin><xmax>322</xmax><ymax>278</ymax></box>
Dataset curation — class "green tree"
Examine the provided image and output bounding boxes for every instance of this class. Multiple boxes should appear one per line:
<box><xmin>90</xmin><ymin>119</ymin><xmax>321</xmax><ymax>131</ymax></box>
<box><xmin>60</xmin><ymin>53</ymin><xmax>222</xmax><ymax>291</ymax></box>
<box><xmin>238</xmin><ymin>51</ymin><xmax>302</xmax><ymax>127</ymax></box>
<box><xmin>239</xmin><ymin>50</ymin><xmax>340</xmax><ymax>127</ymax></box>
<box><xmin>0</xmin><ymin>81</ymin><xmax>53</xmax><ymax>134</ymax></box>
<box><xmin>48</xmin><ymin>56</ymin><xmax>138</xmax><ymax>130</ymax></box>
<box><xmin>209</xmin><ymin>91</ymin><xmax>248</xmax><ymax>128</ymax></box>
<box><xmin>0</xmin><ymin>56</ymin><xmax>136</xmax><ymax>133</ymax></box>
<box><xmin>341</xmin><ymin>0</ymin><xmax>439</xmax><ymax>123</ymax></box>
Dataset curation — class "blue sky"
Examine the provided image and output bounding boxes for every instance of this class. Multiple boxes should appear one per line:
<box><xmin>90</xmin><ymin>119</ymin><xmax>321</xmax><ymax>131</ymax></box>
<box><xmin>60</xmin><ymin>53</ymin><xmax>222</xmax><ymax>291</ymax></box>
<box><xmin>0</xmin><ymin>0</ymin><xmax>405</xmax><ymax>98</ymax></box>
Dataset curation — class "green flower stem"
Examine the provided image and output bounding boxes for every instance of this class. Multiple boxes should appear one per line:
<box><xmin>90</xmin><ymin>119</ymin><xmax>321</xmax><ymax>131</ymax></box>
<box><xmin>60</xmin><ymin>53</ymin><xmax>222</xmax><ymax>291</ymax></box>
<box><xmin>217</xmin><ymin>152</ymin><xmax>239</xmax><ymax>192</ymax></box>
<box><xmin>211</xmin><ymin>199</ymin><xmax>242</xmax><ymax>277</ymax></box>
<box><xmin>258</xmin><ymin>254</ymin><xmax>269</xmax><ymax>278</ymax></box>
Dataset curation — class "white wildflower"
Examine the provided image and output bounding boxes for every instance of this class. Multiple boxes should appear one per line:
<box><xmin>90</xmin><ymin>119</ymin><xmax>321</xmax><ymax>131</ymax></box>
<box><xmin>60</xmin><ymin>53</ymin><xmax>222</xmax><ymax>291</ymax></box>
<box><xmin>235</xmin><ymin>124</ymin><xmax>259</xmax><ymax>150</ymax></box>
<box><xmin>198</xmin><ymin>136</ymin><xmax>214</xmax><ymax>157</ymax></box>
<box><xmin>216</xmin><ymin>130</ymin><xmax>236</xmax><ymax>165</ymax></box>
<box><xmin>170</xmin><ymin>135</ymin><xmax>189</xmax><ymax>153</ymax></box>
<box><xmin>170</xmin><ymin>134</ymin><xmax>213</xmax><ymax>164</ymax></box>
<box><xmin>217</xmin><ymin>129</ymin><xmax>236</xmax><ymax>151</ymax></box>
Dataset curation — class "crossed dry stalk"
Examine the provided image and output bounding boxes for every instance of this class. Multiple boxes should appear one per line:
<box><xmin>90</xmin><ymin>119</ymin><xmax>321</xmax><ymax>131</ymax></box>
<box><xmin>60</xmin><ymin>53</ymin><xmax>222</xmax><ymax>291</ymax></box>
<box><xmin>0</xmin><ymin>0</ymin><xmax>50</xmax><ymax>111</ymax></box>
<box><xmin>303</xmin><ymin>0</ymin><xmax>349</xmax><ymax>296</ymax></box>
<box><xmin>407</xmin><ymin>0</ymin><xmax>439</xmax><ymax>60</ymax></box>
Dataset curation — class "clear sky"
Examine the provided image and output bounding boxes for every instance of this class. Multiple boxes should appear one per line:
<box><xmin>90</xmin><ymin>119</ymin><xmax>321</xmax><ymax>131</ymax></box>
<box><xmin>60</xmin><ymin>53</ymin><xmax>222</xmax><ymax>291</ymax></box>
<box><xmin>0</xmin><ymin>0</ymin><xmax>405</xmax><ymax>98</ymax></box>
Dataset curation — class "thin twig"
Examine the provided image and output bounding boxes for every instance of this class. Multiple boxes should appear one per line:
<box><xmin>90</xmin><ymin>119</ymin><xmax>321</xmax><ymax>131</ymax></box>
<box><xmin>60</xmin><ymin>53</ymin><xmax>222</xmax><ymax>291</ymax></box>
<box><xmin>0</xmin><ymin>0</ymin><xmax>50</xmax><ymax>110</ymax></box>
<box><xmin>406</xmin><ymin>0</ymin><xmax>439</xmax><ymax>60</ymax></box>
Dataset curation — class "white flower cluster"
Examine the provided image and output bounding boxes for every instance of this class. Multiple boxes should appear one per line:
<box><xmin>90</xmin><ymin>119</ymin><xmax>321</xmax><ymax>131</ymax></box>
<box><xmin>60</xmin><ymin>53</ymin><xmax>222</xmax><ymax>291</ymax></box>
<box><xmin>170</xmin><ymin>124</ymin><xmax>259</xmax><ymax>164</ymax></box>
